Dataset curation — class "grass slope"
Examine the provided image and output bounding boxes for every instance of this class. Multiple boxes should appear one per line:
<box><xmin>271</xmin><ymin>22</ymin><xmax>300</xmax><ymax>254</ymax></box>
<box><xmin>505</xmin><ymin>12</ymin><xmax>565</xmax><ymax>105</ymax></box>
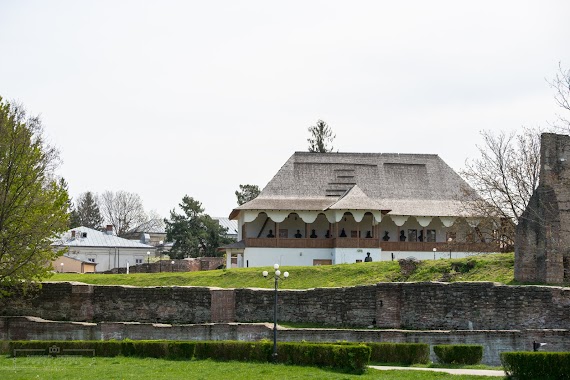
<box><xmin>48</xmin><ymin>253</ymin><xmax>515</xmax><ymax>289</ymax></box>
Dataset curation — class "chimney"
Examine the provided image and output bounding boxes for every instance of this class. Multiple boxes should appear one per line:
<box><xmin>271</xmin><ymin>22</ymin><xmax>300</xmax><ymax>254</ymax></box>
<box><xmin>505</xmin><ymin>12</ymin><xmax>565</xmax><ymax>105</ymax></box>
<box><xmin>106</xmin><ymin>225</ymin><xmax>113</xmax><ymax>235</ymax></box>
<box><xmin>71</xmin><ymin>230</ymin><xmax>76</xmax><ymax>238</ymax></box>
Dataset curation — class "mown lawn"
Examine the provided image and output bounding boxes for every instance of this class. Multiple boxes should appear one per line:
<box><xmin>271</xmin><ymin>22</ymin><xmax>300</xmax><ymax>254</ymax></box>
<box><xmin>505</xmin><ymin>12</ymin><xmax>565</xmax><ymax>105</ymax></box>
<box><xmin>0</xmin><ymin>357</ymin><xmax>503</xmax><ymax>379</ymax></box>
<box><xmin>48</xmin><ymin>253</ymin><xmax>516</xmax><ymax>289</ymax></box>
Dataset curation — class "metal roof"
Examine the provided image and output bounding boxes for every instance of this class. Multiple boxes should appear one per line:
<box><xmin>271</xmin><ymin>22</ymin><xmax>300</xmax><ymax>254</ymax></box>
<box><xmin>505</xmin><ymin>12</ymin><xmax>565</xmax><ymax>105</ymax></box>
<box><xmin>213</xmin><ymin>217</ymin><xmax>238</xmax><ymax>234</ymax></box>
<box><xmin>53</xmin><ymin>226</ymin><xmax>153</xmax><ymax>248</ymax></box>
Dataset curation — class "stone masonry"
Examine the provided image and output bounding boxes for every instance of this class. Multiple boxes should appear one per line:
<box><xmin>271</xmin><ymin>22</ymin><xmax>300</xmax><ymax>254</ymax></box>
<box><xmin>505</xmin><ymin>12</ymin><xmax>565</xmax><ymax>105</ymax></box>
<box><xmin>2</xmin><ymin>281</ymin><xmax>570</xmax><ymax>330</ymax></box>
<box><xmin>515</xmin><ymin>133</ymin><xmax>570</xmax><ymax>283</ymax></box>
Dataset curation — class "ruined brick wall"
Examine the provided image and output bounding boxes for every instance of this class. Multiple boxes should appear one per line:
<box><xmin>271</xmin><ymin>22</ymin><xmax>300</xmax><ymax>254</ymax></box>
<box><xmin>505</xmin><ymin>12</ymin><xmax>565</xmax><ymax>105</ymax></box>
<box><xmin>515</xmin><ymin>133</ymin><xmax>570</xmax><ymax>283</ymax></box>
<box><xmin>2</xmin><ymin>316</ymin><xmax>570</xmax><ymax>366</ymax></box>
<box><xmin>3</xmin><ymin>281</ymin><xmax>570</xmax><ymax>330</ymax></box>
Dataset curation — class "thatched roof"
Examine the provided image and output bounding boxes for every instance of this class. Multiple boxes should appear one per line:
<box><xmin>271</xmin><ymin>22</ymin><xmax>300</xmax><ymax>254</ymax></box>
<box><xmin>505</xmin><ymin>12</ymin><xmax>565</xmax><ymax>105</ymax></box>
<box><xmin>231</xmin><ymin>152</ymin><xmax>473</xmax><ymax>218</ymax></box>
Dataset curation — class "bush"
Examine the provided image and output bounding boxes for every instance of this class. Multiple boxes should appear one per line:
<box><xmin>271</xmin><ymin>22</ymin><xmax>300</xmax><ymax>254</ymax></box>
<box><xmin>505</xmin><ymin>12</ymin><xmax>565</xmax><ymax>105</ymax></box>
<box><xmin>6</xmin><ymin>340</ymin><xmax>369</xmax><ymax>373</ymax></box>
<box><xmin>368</xmin><ymin>343</ymin><xmax>430</xmax><ymax>364</ymax></box>
<box><xmin>194</xmin><ymin>341</ymin><xmax>272</xmax><ymax>362</ymax></box>
<box><xmin>277</xmin><ymin>342</ymin><xmax>370</xmax><ymax>374</ymax></box>
<box><xmin>501</xmin><ymin>352</ymin><xmax>570</xmax><ymax>380</ymax></box>
<box><xmin>433</xmin><ymin>344</ymin><xmax>483</xmax><ymax>365</ymax></box>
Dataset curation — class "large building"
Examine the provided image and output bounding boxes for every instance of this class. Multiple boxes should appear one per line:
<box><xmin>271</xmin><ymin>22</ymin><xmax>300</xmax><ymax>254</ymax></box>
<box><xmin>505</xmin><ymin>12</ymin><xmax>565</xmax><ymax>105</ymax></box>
<box><xmin>226</xmin><ymin>152</ymin><xmax>499</xmax><ymax>268</ymax></box>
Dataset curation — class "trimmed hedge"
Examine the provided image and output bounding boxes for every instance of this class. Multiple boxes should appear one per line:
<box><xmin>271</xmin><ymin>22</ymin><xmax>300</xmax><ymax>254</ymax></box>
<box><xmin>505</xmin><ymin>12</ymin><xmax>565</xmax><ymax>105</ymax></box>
<box><xmin>368</xmin><ymin>343</ymin><xmax>430</xmax><ymax>364</ymax></box>
<box><xmin>433</xmin><ymin>344</ymin><xmax>483</xmax><ymax>365</ymax></box>
<box><xmin>6</xmin><ymin>340</ymin><xmax>369</xmax><ymax>373</ymax></box>
<box><xmin>501</xmin><ymin>352</ymin><xmax>570</xmax><ymax>380</ymax></box>
<box><xmin>278</xmin><ymin>342</ymin><xmax>370</xmax><ymax>374</ymax></box>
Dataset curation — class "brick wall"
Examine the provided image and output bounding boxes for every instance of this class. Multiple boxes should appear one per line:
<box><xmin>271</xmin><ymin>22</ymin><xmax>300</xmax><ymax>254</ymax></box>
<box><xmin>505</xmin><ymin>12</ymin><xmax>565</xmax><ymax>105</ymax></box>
<box><xmin>2</xmin><ymin>281</ymin><xmax>570</xmax><ymax>330</ymax></box>
<box><xmin>2</xmin><ymin>316</ymin><xmax>569</xmax><ymax>366</ymax></box>
<box><xmin>516</xmin><ymin>133</ymin><xmax>570</xmax><ymax>283</ymax></box>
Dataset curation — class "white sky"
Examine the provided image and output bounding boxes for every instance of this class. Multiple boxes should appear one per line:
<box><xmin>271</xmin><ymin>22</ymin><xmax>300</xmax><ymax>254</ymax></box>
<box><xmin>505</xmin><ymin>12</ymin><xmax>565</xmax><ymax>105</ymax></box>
<box><xmin>1</xmin><ymin>1</ymin><xmax>569</xmax><ymax>219</ymax></box>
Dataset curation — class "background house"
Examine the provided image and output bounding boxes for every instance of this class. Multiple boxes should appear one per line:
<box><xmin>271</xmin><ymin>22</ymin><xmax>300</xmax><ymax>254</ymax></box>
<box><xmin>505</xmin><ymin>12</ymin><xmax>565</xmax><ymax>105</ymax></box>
<box><xmin>227</xmin><ymin>152</ymin><xmax>499</xmax><ymax>268</ymax></box>
<box><xmin>52</xmin><ymin>254</ymin><xmax>97</xmax><ymax>274</ymax></box>
<box><xmin>52</xmin><ymin>226</ymin><xmax>154</xmax><ymax>272</ymax></box>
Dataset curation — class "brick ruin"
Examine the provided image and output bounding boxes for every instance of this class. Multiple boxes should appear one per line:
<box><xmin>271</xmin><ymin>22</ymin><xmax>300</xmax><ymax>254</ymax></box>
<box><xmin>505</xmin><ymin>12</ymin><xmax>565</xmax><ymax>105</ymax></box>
<box><xmin>515</xmin><ymin>133</ymin><xmax>570</xmax><ymax>283</ymax></box>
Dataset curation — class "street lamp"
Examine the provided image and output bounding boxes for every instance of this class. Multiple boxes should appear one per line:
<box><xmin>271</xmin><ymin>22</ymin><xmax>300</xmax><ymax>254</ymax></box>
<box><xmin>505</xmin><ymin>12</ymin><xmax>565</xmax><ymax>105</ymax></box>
<box><xmin>262</xmin><ymin>263</ymin><xmax>289</xmax><ymax>363</ymax></box>
<box><xmin>448</xmin><ymin>238</ymin><xmax>453</xmax><ymax>259</ymax></box>
<box><xmin>171</xmin><ymin>260</ymin><xmax>175</xmax><ymax>272</ymax></box>
<box><xmin>158</xmin><ymin>241</ymin><xmax>163</xmax><ymax>273</ymax></box>
<box><xmin>433</xmin><ymin>247</ymin><xmax>437</xmax><ymax>260</ymax></box>
<box><xmin>147</xmin><ymin>251</ymin><xmax>150</xmax><ymax>264</ymax></box>
<box><xmin>60</xmin><ymin>262</ymin><xmax>64</xmax><ymax>273</ymax></box>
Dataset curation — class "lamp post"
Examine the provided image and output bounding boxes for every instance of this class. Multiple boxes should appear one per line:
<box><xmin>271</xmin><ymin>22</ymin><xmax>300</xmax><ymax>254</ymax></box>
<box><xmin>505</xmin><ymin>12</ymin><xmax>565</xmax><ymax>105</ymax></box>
<box><xmin>171</xmin><ymin>260</ymin><xmax>175</xmax><ymax>272</ymax></box>
<box><xmin>448</xmin><ymin>238</ymin><xmax>453</xmax><ymax>259</ymax></box>
<box><xmin>262</xmin><ymin>264</ymin><xmax>289</xmax><ymax>363</ymax></box>
<box><xmin>147</xmin><ymin>251</ymin><xmax>150</xmax><ymax>264</ymax></box>
<box><xmin>158</xmin><ymin>241</ymin><xmax>163</xmax><ymax>273</ymax></box>
<box><xmin>433</xmin><ymin>247</ymin><xmax>437</xmax><ymax>260</ymax></box>
<box><xmin>60</xmin><ymin>262</ymin><xmax>64</xmax><ymax>273</ymax></box>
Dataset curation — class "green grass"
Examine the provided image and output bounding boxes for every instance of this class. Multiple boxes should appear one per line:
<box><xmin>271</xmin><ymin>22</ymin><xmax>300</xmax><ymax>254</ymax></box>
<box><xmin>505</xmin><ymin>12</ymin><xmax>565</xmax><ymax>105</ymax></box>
<box><xmin>0</xmin><ymin>356</ymin><xmax>503</xmax><ymax>379</ymax></box>
<box><xmin>47</xmin><ymin>253</ymin><xmax>516</xmax><ymax>289</ymax></box>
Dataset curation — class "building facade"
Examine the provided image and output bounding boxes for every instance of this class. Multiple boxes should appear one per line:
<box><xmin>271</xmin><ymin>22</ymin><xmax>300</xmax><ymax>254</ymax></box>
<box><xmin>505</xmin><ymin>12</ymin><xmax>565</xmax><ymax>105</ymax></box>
<box><xmin>227</xmin><ymin>152</ymin><xmax>499</xmax><ymax>268</ymax></box>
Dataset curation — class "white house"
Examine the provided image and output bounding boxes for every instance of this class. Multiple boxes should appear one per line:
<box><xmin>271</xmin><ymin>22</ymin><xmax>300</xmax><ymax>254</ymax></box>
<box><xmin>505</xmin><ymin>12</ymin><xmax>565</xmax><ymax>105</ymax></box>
<box><xmin>226</xmin><ymin>152</ymin><xmax>499</xmax><ymax>268</ymax></box>
<box><xmin>52</xmin><ymin>226</ymin><xmax>155</xmax><ymax>272</ymax></box>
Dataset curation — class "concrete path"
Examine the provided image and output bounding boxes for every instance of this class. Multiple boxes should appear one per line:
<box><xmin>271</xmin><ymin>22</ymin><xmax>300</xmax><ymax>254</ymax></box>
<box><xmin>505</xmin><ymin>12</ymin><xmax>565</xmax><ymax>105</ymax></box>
<box><xmin>369</xmin><ymin>365</ymin><xmax>506</xmax><ymax>377</ymax></box>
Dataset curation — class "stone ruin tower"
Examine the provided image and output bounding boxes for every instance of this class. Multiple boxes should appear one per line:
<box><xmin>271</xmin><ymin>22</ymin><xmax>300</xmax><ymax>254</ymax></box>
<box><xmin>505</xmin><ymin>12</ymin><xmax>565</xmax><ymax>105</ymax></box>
<box><xmin>515</xmin><ymin>133</ymin><xmax>570</xmax><ymax>283</ymax></box>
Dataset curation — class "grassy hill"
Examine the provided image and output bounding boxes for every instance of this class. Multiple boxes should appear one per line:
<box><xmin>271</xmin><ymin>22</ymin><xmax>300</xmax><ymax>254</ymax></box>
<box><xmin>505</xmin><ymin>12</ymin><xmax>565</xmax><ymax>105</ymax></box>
<box><xmin>48</xmin><ymin>253</ymin><xmax>515</xmax><ymax>289</ymax></box>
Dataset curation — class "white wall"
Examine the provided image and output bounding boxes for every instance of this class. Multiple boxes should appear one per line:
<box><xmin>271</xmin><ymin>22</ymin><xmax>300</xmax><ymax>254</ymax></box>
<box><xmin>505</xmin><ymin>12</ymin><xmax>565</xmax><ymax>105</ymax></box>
<box><xmin>243</xmin><ymin>247</ymin><xmax>382</xmax><ymax>267</ymax></box>
<box><xmin>380</xmin><ymin>250</ymin><xmax>497</xmax><ymax>261</ymax></box>
<box><xmin>65</xmin><ymin>247</ymin><xmax>153</xmax><ymax>272</ymax></box>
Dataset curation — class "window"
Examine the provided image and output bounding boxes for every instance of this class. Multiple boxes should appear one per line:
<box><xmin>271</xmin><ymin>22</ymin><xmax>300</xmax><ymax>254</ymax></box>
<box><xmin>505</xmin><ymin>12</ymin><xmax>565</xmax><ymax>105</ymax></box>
<box><xmin>426</xmin><ymin>230</ymin><xmax>436</xmax><ymax>242</ymax></box>
<box><xmin>135</xmin><ymin>258</ymin><xmax>143</xmax><ymax>264</ymax></box>
<box><xmin>87</xmin><ymin>258</ymin><xmax>95</xmax><ymax>263</ymax></box>
<box><xmin>407</xmin><ymin>229</ymin><xmax>417</xmax><ymax>242</ymax></box>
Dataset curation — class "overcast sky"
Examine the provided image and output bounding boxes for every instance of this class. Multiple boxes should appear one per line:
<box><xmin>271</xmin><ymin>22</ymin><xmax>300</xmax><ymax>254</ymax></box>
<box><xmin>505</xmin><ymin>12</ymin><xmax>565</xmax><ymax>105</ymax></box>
<box><xmin>1</xmin><ymin>1</ymin><xmax>569</xmax><ymax>219</ymax></box>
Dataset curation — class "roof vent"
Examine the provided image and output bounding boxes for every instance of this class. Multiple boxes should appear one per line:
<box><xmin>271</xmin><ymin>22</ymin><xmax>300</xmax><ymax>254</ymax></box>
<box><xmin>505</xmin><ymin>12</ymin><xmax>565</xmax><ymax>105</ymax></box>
<box><xmin>82</xmin><ymin>232</ymin><xmax>87</xmax><ymax>238</ymax></box>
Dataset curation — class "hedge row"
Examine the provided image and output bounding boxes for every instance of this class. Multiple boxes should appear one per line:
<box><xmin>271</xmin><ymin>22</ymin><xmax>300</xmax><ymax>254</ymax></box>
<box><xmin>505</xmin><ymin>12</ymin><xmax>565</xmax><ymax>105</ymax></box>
<box><xmin>5</xmin><ymin>340</ymin><xmax>370</xmax><ymax>374</ymax></box>
<box><xmin>433</xmin><ymin>344</ymin><xmax>483</xmax><ymax>365</ymax></box>
<box><xmin>368</xmin><ymin>343</ymin><xmax>430</xmax><ymax>364</ymax></box>
<box><xmin>501</xmin><ymin>352</ymin><xmax>570</xmax><ymax>380</ymax></box>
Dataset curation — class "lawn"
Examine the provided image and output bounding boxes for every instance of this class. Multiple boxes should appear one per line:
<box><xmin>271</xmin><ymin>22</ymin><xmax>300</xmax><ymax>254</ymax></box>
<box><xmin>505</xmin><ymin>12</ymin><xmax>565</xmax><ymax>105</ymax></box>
<box><xmin>48</xmin><ymin>253</ymin><xmax>516</xmax><ymax>289</ymax></box>
<box><xmin>0</xmin><ymin>357</ymin><xmax>503</xmax><ymax>379</ymax></box>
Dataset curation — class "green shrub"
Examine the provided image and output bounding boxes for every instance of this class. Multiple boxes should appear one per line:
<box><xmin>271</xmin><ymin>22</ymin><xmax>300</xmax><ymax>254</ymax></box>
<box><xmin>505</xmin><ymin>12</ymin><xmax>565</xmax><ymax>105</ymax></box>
<box><xmin>277</xmin><ymin>342</ymin><xmax>370</xmax><ymax>374</ymax></box>
<box><xmin>433</xmin><ymin>344</ymin><xmax>483</xmax><ymax>365</ymax></box>
<box><xmin>194</xmin><ymin>341</ymin><xmax>272</xmax><ymax>362</ymax></box>
<box><xmin>501</xmin><ymin>352</ymin><xmax>570</xmax><ymax>380</ymax></box>
<box><xmin>368</xmin><ymin>342</ymin><xmax>430</xmax><ymax>364</ymax></box>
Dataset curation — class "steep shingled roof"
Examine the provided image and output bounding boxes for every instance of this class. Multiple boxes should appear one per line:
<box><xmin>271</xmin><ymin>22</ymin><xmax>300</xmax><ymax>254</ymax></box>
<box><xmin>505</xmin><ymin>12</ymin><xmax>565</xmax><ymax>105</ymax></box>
<box><xmin>231</xmin><ymin>152</ymin><xmax>474</xmax><ymax>217</ymax></box>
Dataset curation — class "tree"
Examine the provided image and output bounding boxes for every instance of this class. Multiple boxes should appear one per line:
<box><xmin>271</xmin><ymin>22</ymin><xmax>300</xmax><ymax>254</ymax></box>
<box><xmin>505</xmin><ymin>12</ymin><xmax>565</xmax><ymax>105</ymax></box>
<box><xmin>548</xmin><ymin>63</ymin><xmax>570</xmax><ymax>132</ymax></box>
<box><xmin>307</xmin><ymin>119</ymin><xmax>336</xmax><ymax>153</ymax></box>
<box><xmin>460</xmin><ymin>127</ymin><xmax>541</xmax><ymax>245</ymax></box>
<box><xmin>235</xmin><ymin>184</ymin><xmax>260</xmax><ymax>205</ymax></box>
<box><xmin>69</xmin><ymin>191</ymin><xmax>103</xmax><ymax>230</ymax></box>
<box><xmin>100</xmin><ymin>190</ymin><xmax>147</xmax><ymax>237</ymax></box>
<box><xmin>165</xmin><ymin>195</ymin><xmax>232</xmax><ymax>259</ymax></box>
<box><xmin>0</xmin><ymin>97</ymin><xmax>70</xmax><ymax>289</ymax></box>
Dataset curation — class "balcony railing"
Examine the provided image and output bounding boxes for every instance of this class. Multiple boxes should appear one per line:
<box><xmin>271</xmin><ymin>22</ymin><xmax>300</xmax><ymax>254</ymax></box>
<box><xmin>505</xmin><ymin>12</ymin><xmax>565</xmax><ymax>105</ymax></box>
<box><xmin>245</xmin><ymin>238</ymin><xmax>498</xmax><ymax>252</ymax></box>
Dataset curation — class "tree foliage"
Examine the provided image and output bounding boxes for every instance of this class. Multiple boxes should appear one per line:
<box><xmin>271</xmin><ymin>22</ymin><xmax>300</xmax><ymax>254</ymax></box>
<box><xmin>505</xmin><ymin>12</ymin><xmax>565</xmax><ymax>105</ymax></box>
<box><xmin>165</xmin><ymin>195</ymin><xmax>232</xmax><ymax>259</ymax></box>
<box><xmin>235</xmin><ymin>184</ymin><xmax>260</xmax><ymax>206</ymax></box>
<box><xmin>0</xmin><ymin>97</ymin><xmax>70</xmax><ymax>289</ymax></box>
<box><xmin>100</xmin><ymin>190</ymin><xmax>147</xmax><ymax>237</ymax></box>
<box><xmin>70</xmin><ymin>191</ymin><xmax>103</xmax><ymax>230</ymax></box>
<box><xmin>307</xmin><ymin>120</ymin><xmax>336</xmax><ymax>153</ymax></box>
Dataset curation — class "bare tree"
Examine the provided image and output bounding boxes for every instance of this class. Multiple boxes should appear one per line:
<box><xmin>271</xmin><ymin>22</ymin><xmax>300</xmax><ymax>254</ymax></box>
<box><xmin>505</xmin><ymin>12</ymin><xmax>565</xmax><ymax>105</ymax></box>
<box><xmin>548</xmin><ymin>62</ymin><xmax>570</xmax><ymax>132</ymax></box>
<box><xmin>100</xmin><ymin>191</ymin><xmax>147</xmax><ymax>237</ymax></box>
<box><xmin>460</xmin><ymin>127</ymin><xmax>542</xmax><ymax>245</ymax></box>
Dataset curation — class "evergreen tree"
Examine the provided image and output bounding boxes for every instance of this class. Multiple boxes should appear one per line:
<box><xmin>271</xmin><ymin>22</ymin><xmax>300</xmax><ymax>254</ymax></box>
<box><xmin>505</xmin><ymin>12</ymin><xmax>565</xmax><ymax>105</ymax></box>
<box><xmin>307</xmin><ymin>119</ymin><xmax>336</xmax><ymax>153</ymax></box>
<box><xmin>165</xmin><ymin>195</ymin><xmax>232</xmax><ymax>258</ymax></box>
<box><xmin>235</xmin><ymin>184</ymin><xmax>260</xmax><ymax>205</ymax></box>
<box><xmin>69</xmin><ymin>191</ymin><xmax>103</xmax><ymax>230</ymax></box>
